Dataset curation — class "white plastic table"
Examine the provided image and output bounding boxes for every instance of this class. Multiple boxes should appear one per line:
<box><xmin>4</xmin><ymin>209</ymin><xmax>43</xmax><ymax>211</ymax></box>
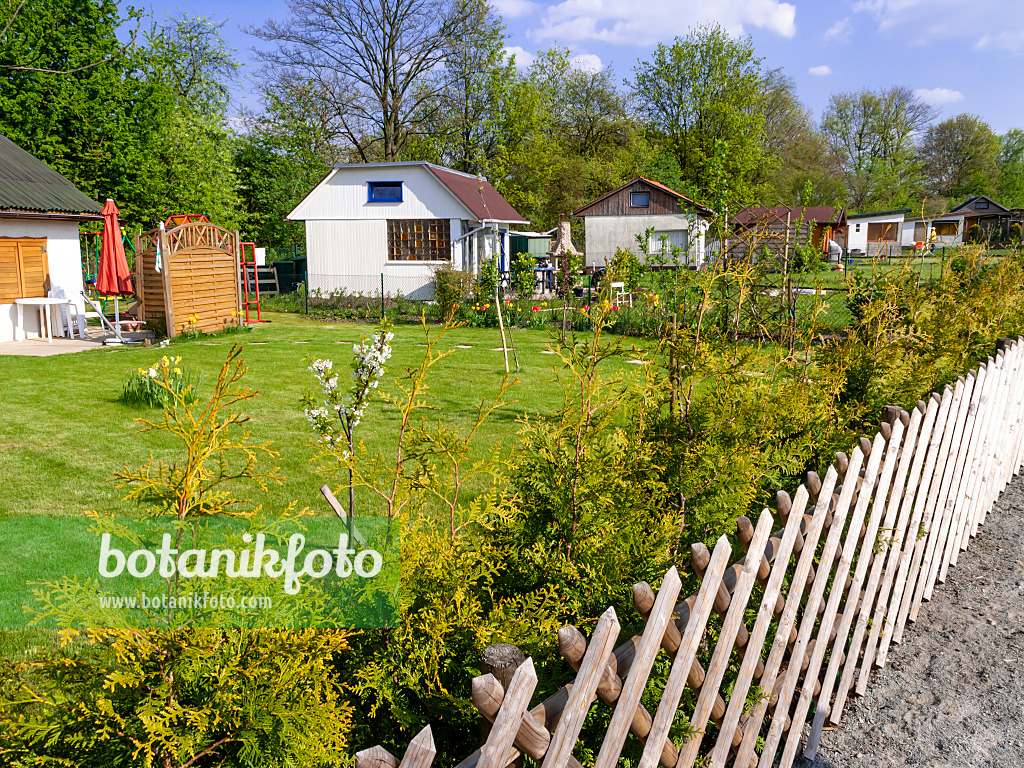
<box><xmin>14</xmin><ymin>297</ymin><xmax>73</xmax><ymax>343</ymax></box>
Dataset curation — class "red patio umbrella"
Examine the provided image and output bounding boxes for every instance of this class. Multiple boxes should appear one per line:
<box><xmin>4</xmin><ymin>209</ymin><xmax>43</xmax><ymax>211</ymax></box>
<box><xmin>96</xmin><ymin>199</ymin><xmax>133</xmax><ymax>334</ymax></box>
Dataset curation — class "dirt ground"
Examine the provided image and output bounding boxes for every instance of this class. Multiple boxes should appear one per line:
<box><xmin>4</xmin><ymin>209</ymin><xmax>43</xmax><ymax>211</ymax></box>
<box><xmin>800</xmin><ymin>476</ymin><xmax>1024</xmax><ymax>767</ymax></box>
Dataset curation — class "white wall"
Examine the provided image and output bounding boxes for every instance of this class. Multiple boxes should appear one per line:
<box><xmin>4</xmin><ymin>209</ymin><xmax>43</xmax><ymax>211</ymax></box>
<box><xmin>0</xmin><ymin>218</ymin><xmax>85</xmax><ymax>342</ymax></box>
<box><xmin>583</xmin><ymin>214</ymin><xmax>706</xmax><ymax>267</ymax></box>
<box><xmin>290</xmin><ymin>165</ymin><xmax>472</xmax><ymax>222</ymax></box>
<box><xmin>305</xmin><ymin>218</ymin><xmax>442</xmax><ymax>300</ymax></box>
<box><xmin>846</xmin><ymin>213</ymin><xmax>905</xmax><ymax>252</ymax></box>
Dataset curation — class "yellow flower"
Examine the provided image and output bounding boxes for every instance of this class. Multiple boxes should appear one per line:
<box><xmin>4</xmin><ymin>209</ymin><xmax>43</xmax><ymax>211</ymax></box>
<box><xmin>231</xmin><ymin>310</ymin><xmax>237</xmax><ymax>317</ymax></box>
<box><xmin>542</xmin><ymin>301</ymin><xmax>548</xmax><ymax>307</ymax></box>
<box><xmin>174</xmin><ymin>368</ymin><xmax>181</xmax><ymax>375</ymax></box>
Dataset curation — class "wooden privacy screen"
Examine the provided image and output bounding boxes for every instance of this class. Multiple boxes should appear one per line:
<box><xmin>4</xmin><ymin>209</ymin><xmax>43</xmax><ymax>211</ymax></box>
<box><xmin>135</xmin><ymin>221</ymin><xmax>242</xmax><ymax>338</ymax></box>
<box><xmin>359</xmin><ymin>337</ymin><xmax>1024</xmax><ymax>768</ymax></box>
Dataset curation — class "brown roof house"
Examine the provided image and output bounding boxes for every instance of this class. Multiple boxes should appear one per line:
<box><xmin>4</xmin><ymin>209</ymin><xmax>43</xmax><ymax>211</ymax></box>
<box><xmin>0</xmin><ymin>132</ymin><xmax>103</xmax><ymax>342</ymax></box>
<box><xmin>732</xmin><ymin>205</ymin><xmax>847</xmax><ymax>265</ymax></box>
<box><xmin>573</xmin><ymin>178</ymin><xmax>714</xmax><ymax>268</ymax></box>
<box><xmin>287</xmin><ymin>162</ymin><xmax>528</xmax><ymax>300</ymax></box>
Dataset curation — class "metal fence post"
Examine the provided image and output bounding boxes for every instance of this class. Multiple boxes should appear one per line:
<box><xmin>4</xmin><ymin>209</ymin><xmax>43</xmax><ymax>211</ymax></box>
<box><xmin>381</xmin><ymin>273</ymin><xmax>385</xmax><ymax>319</ymax></box>
<box><xmin>304</xmin><ymin>277</ymin><xmax>308</xmax><ymax>315</ymax></box>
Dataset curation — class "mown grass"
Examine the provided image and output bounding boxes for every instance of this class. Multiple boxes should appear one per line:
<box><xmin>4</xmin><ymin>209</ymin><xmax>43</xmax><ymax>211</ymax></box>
<box><xmin>0</xmin><ymin>312</ymin><xmax>655</xmax><ymax>519</ymax></box>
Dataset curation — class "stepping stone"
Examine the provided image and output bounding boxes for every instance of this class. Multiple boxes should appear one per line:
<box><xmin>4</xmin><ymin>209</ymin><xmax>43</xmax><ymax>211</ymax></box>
<box><xmin>490</xmin><ymin>347</ymin><xmax>513</xmax><ymax>351</ymax></box>
<box><xmin>625</xmin><ymin>359</ymin><xmax>648</xmax><ymax>365</ymax></box>
<box><xmin>293</xmin><ymin>341</ymin><xmax>310</xmax><ymax>344</ymax></box>
<box><xmin>539</xmin><ymin>350</ymin><xmax>556</xmax><ymax>354</ymax></box>
<box><xmin>455</xmin><ymin>344</ymin><xmax>474</xmax><ymax>349</ymax></box>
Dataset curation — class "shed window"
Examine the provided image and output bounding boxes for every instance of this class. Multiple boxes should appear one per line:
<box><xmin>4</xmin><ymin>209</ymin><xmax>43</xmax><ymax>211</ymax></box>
<box><xmin>368</xmin><ymin>181</ymin><xmax>403</xmax><ymax>203</ymax></box>
<box><xmin>867</xmin><ymin>222</ymin><xmax>896</xmax><ymax>241</ymax></box>
<box><xmin>976</xmin><ymin>200</ymin><xmax>989</xmax><ymax>209</ymax></box>
<box><xmin>934</xmin><ymin>222</ymin><xmax>957</xmax><ymax>236</ymax></box>
<box><xmin>649</xmin><ymin>229</ymin><xmax>688</xmax><ymax>255</ymax></box>
<box><xmin>0</xmin><ymin>238</ymin><xmax>48</xmax><ymax>302</ymax></box>
<box><xmin>630</xmin><ymin>192</ymin><xmax>650</xmax><ymax>208</ymax></box>
<box><xmin>388</xmin><ymin>219</ymin><xmax>451</xmax><ymax>261</ymax></box>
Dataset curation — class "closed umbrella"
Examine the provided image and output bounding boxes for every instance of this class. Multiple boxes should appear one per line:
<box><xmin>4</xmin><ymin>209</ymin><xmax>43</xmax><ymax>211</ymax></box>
<box><xmin>96</xmin><ymin>199</ymin><xmax>133</xmax><ymax>339</ymax></box>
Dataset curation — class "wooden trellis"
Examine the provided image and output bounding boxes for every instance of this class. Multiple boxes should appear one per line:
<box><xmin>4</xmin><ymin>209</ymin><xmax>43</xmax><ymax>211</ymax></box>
<box><xmin>135</xmin><ymin>220</ymin><xmax>242</xmax><ymax>338</ymax></box>
<box><xmin>357</xmin><ymin>336</ymin><xmax>1024</xmax><ymax>768</ymax></box>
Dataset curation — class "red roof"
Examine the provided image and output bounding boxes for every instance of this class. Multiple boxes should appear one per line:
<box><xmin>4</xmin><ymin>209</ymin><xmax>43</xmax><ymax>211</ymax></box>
<box><xmin>733</xmin><ymin>206</ymin><xmax>846</xmax><ymax>226</ymax></box>
<box><xmin>426</xmin><ymin>165</ymin><xmax>528</xmax><ymax>224</ymax></box>
<box><xmin>573</xmin><ymin>177</ymin><xmax>714</xmax><ymax>218</ymax></box>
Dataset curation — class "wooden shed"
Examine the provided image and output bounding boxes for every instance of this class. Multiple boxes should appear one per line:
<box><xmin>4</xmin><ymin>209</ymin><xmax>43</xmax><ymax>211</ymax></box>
<box><xmin>135</xmin><ymin>219</ymin><xmax>242</xmax><ymax>338</ymax></box>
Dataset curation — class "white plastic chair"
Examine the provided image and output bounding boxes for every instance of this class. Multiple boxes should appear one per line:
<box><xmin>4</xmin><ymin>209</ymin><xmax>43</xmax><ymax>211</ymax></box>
<box><xmin>611</xmin><ymin>281</ymin><xmax>632</xmax><ymax>307</ymax></box>
<box><xmin>48</xmin><ymin>287</ymin><xmax>86</xmax><ymax>339</ymax></box>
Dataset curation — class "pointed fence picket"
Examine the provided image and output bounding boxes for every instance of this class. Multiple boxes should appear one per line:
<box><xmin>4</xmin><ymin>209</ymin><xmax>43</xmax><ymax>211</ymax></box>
<box><xmin>353</xmin><ymin>337</ymin><xmax>1024</xmax><ymax>768</ymax></box>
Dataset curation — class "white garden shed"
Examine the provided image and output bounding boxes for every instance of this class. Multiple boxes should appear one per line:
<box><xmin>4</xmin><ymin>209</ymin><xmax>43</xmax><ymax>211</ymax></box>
<box><xmin>0</xmin><ymin>133</ymin><xmax>102</xmax><ymax>343</ymax></box>
<box><xmin>845</xmin><ymin>209</ymin><xmax>909</xmax><ymax>257</ymax></box>
<box><xmin>287</xmin><ymin>162</ymin><xmax>528</xmax><ymax>299</ymax></box>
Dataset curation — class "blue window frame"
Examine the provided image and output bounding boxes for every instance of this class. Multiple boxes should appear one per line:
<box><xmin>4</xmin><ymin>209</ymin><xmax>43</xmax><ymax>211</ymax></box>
<box><xmin>368</xmin><ymin>181</ymin><xmax>403</xmax><ymax>203</ymax></box>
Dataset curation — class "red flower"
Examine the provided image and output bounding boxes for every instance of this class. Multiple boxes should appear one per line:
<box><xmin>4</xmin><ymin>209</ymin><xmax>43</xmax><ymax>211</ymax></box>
<box><xmin>531</xmin><ymin>306</ymin><xmax>540</xmax><ymax>312</ymax></box>
<box><xmin>612</xmin><ymin>306</ymin><xmax>619</xmax><ymax>312</ymax></box>
<box><xmin>583</xmin><ymin>305</ymin><xmax>590</xmax><ymax>311</ymax></box>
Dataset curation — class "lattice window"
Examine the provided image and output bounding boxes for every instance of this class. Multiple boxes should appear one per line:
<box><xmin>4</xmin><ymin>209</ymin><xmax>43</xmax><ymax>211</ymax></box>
<box><xmin>387</xmin><ymin>219</ymin><xmax>451</xmax><ymax>261</ymax></box>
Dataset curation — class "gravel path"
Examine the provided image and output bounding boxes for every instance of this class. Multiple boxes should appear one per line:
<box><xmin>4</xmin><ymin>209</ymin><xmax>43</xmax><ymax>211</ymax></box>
<box><xmin>801</xmin><ymin>476</ymin><xmax>1024</xmax><ymax>767</ymax></box>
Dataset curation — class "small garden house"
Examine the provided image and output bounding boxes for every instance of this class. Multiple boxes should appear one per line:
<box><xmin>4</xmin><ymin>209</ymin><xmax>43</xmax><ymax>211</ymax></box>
<box><xmin>0</xmin><ymin>132</ymin><xmax>102</xmax><ymax>342</ymax></box>
<box><xmin>845</xmin><ymin>209</ymin><xmax>909</xmax><ymax>258</ymax></box>
<box><xmin>287</xmin><ymin>162</ymin><xmax>528</xmax><ymax>299</ymax></box>
<box><xmin>573</xmin><ymin>178</ymin><xmax>714</xmax><ymax>268</ymax></box>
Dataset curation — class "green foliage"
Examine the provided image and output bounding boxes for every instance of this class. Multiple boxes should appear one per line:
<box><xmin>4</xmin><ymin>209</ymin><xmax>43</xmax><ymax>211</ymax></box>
<box><xmin>476</xmin><ymin>257</ymin><xmax>500</xmax><ymax>300</ymax></box>
<box><xmin>431</xmin><ymin>263</ymin><xmax>473</xmax><ymax>321</ymax></box>
<box><xmin>629</xmin><ymin>24</ymin><xmax>769</xmax><ymax>206</ymax></box>
<box><xmin>0</xmin><ymin>346</ymin><xmax>354</xmax><ymax>767</ymax></box>
<box><xmin>121</xmin><ymin>354</ymin><xmax>200</xmax><ymax>408</ymax></box>
<box><xmin>611</xmin><ymin>247</ymin><xmax>644</xmax><ymax>291</ymax></box>
<box><xmin>920</xmin><ymin>114</ymin><xmax>1000</xmax><ymax>200</ymax></box>
<box><xmin>510</xmin><ymin>252</ymin><xmax>535</xmax><ymax>297</ymax></box>
<box><xmin>0</xmin><ymin>4</ymin><xmax>241</xmax><ymax>230</ymax></box>
<box><xmin>1010</xmin><ymin>222</ymin><xmax>1022</xmax><ymax>242</ymax></box>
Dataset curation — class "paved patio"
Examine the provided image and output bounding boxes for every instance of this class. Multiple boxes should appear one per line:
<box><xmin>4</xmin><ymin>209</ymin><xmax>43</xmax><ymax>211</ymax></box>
<box><xmin>0</xmin><ymin>328</ymin><xmax>155</xmax><ymax>356</ymax></box>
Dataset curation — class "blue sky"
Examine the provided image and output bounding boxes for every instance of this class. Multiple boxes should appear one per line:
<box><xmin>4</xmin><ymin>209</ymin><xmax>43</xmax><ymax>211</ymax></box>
<box><xmin>199</xmin><ymin>0</ymin><xmax>1024</xmax><ymax>133</ymax></box>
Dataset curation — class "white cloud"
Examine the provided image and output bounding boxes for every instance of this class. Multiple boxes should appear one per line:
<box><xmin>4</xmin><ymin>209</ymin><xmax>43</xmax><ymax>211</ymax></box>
<box><xmin>824</xmin><ymin>17</ymin><xmax>852</xmax><ymax>42</ymax></box>
<box><xmin>915</xmin><ymin>87</ymin><xmax>964</xmax><ymax>105</ymax></box>
<box><xmin>493</xmin><ymin>0</ymin><xmax>538</xmax><ymax>19</ymax></box>
<box><xmin>572</xmin><ymin>53</ymin><xmax>604</xmax><ymax>72</ymax></box>
<box><xmin>503</xmin><ymin>46</ymin><xmax>536</xmax><ymax>69</ymax></box>
<box><xmin>852</xmin><ymin>0</ymin><xmax>1024</xmax><ymax>49</ymax></box>
<box><xmin>528</xmin><ymin>0</ymin><xmax>797</xmax><ymax>47</ymax></box>
<box><xmin>808</xmin><ymin>64</ymin><xmax>832</xmax><ymax>76</ymax></box>
<box><xmin>975</xmin><ymin>29</ymin><xmax>1024</xmax><ymax>54</ymax></box>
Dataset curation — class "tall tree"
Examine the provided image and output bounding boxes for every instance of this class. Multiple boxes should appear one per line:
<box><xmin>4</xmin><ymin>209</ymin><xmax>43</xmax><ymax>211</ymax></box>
<box><xmin>628</xmin><ymin>24</ymin><xmax>768</xmax><ymax>205</ymax></box>
<box><xmin>416</xmin><ymin>0</ymin><xmax>514</xmax><ymax>173</ymax></box>
<box><xmin>997</xmin><ymin>129</ymin><xmax>1024</xmax><ymax>209</ymax></box>
<box><xmin>0</xmin><ymin>0</ymin><xmax>153</xmax><ymax>208</ymax></box>
<box><xmin>249</xmin><ymin>0</ymin><xmax>472</xmax><ymax>162</ymax></box>
<box><xmin>820</xmin><ymin>86</ymin><xmax>936</xmax><ymax>211</ymax></box>
<box><xmin>919</xmin><ymin>114</ymin><xmax>999</xmax><ymax>202</ymax></box>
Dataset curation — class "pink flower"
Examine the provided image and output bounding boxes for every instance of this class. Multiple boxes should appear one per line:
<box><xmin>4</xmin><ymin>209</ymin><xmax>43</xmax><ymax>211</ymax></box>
<box><xmin>583</xmin><ymin>305</ymin><xmax>590</xmax><ymax>311</ymax></box>
<box><xmin>612</xmin><ymin>306</ymin><xmax>619</xmax><ymax>312</ymax></box>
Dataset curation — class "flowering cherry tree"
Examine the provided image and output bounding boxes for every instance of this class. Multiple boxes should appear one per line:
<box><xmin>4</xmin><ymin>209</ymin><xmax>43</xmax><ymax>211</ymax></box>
<box><xmin>305</xmin><ymin>322</ymin><xmax>394</xmax><ymax>515</ymax></box>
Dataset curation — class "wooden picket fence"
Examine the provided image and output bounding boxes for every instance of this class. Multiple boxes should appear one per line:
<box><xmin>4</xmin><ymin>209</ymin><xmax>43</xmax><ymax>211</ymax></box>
<box><xmin>356</xmin><ymin>337</ymin><xmax>1024</xmax><ymax>768</ymax></box>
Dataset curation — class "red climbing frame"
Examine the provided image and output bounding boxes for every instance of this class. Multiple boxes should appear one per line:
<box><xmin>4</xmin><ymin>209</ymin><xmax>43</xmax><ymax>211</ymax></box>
<box><xmin>239</xmin><ymin>241</ymin><xmax>267</xmax><ymax>323</ymax></box>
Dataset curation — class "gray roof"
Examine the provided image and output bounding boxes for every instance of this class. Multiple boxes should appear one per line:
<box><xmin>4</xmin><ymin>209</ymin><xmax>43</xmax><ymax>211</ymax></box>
<box><xmin>0</xmin><ymin>132</ymin><xmax>102</xmax><ymax>216</ymax></box>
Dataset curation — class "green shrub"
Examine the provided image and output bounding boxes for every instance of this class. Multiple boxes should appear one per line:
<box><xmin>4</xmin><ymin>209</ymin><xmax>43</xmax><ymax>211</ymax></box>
<box><xmin>431</xmin><ymin>263</ymin><xmax>472</xmax><ymax>320</ymax></box>
<box><xmin>966</xmin><ymin>223</ymin><xmax>982</xmax><ymax>243</ymax></box>
<box><xmin>476</xmin><ymin>256</ymin><xmax>500</xmax><ymax>300</ymax></box>
<box><xmin>511</xmin><ymin>251</ymin><xmax>535</xmax><ymax>297</ymax></box>
<box><xmin>1009</xmin><ymin>223</ymin><xmax>1022</xmax><ymax>243</ymax></box>
<box><xmin>121</xmin><ymin>355</ymin><xmax>200</xmax><ymax>407</ymax></box>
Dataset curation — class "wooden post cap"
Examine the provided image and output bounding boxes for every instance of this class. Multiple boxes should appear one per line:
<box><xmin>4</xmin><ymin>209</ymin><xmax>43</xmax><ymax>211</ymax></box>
<box><xmin>481</xmin><ymin>643</ymin><xmax>526</xmax><ymax>689</ymax></box>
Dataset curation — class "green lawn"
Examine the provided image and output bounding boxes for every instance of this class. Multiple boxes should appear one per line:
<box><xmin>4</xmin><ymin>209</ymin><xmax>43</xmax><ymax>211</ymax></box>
<box><xmin>0</xmin><ymin>313</ymin><xmax>651</xmax><ymax>518</ymax></box>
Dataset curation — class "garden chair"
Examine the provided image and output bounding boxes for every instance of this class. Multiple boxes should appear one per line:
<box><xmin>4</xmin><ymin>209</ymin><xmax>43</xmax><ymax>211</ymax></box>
<box><xmin>48</xmin><ymin>286</ymin><xmax>86</xmax><ymax>339</ymax></box>
<box><xmin>611</xmin><ymin>281</ymin><xmax>632</xmax><ymax>307</ymax></box>
<box><xmin>80</xmin><ymin>291</ymin><xmax>143</xmax><ymax>345</ymax></box>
